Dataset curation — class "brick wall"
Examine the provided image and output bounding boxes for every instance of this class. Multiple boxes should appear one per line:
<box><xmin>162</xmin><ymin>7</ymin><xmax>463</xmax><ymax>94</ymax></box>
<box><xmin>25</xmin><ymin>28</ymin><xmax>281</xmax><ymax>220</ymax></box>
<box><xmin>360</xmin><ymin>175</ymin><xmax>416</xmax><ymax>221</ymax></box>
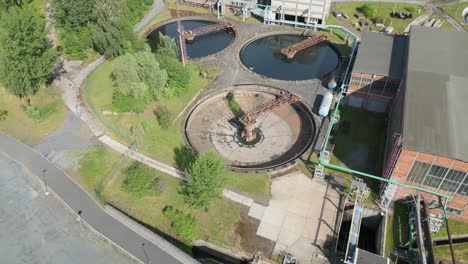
<box><xmin>391</xmin><ymin>149</ymin><xmax>468</xmax><ymax>222</ymax></box>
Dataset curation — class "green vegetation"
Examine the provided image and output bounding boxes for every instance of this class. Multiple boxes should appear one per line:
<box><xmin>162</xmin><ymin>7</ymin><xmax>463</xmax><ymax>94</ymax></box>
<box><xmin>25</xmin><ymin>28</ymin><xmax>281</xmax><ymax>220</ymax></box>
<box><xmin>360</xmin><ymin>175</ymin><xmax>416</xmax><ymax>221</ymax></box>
<box><xmin>358</xmin><ymin>4</ymin><xmax>376</xmax><ymax>18</ymax></box>
<box><xmin>122</xmin><ymin>161</ymin><xmax>162</xmax><ymax>197</ymax></box>
<box><xmin>432</xmin><ymin>218</ymin><xmax>468</xmax><ymax>238</ymax></box>
<box><xmin>443</xmin><ymin>3</ymin><xmax>468</xmax><ymax>31</ymax></box>
<box><xmin>155</xmin><ymin>106</ymin><xmax>171</xmax><ymax>129</ymax></box>
<box><xmin>163</xmin><ymin>206</ymin><xmax>198</xmax><ymax>243</ymax></box>
<box><xmin>78</xmin><ymin>146</ymin><xmax>122</xmax><ymax>191</ymax></box>
<box><xmin>385</xmin><ymin>203</ymin><xmax>409</xmax><ymax>258</ymax></box>
<box><xmin>0</xmin><ymin>86</ymin><xmax>66</xmax><ymax>145</ymax></box>
<box><xmin>181</xmin><ymin>152</ymin><xmax>226</xmax><ymax>209</ymax></box>
<box><xmin>0</xmin><ymin>5</ymin><xmax>57</xmax><ymax>98</ymax></box>
<box><xmin>434</xmin><ymin>244</ymin><xmax>468</xmax><ymax>263</ymax></box>
<box><xmin>333</xmin><ymin>2</ymin><xmax>425</xmax><ymax>33</ymax></box>
<box><xmin>226</xmin><ymin>93</ymin><xmax>243</xmax><ymax>116</ymax></box>
<box><xmin>111</xmin><ymin>50</ymin><xmax>167</xmax><ymax>112</ymax></box>
<box><xmin>127</xmin><ymin>0</ymin><xmax>154</xmax><ymax>24</ymax></box>
<box><xmin>103</xmin><ymin>167</ymin><xmax>241</xmax><ymax>247</ymax></box>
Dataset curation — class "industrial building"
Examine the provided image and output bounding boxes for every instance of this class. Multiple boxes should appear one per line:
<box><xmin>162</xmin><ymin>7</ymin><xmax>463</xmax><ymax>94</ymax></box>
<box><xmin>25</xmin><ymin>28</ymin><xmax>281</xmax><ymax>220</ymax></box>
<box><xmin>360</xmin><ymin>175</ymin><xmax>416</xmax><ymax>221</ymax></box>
<box><xmin>270</xmin><ymin>0</ymin><xmax>331</xmax><ymax>24</ymax></box>
<box><xmin>345</xmin><ymin>32</ymin><xmax>407</xmax><ymax>112</ymax></box>
<box><xmin>381</xmin><ymin>26</ymin><xmax>468</xmax><ymax>222</ymax></box>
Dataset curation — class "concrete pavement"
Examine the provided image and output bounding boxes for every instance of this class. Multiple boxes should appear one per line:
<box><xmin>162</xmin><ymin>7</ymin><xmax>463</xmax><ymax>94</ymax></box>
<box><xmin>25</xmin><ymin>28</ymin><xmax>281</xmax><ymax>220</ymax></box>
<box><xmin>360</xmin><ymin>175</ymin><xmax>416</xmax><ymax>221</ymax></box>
<box><xmin>0</xmin><ymin>132</ymin><xmax>193</xmax><ymax>264</ymax></box>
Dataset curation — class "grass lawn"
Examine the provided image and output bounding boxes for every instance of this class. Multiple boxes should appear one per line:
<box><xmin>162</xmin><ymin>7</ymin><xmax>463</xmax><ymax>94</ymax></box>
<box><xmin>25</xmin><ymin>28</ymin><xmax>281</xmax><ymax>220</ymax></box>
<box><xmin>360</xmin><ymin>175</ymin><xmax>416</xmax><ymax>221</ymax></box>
<box><xmin>0</xmin><ymin>86</ymin><xmax>67</xmax><ymax>146</ymax></box>
<box><xmin>86</xmin><ymin>60</ymin><xmax>270</xmax><ymax>200</ymax></box>
<box><xmin>385</xmin><ymin>203</ymin><xmax>409</xmax><ymax>258</ymax></box>
<box><xmin>434</xmin><ymin>244</ymin><xmax>468</xmax><ymax>263</ymax></box>
<box><xmin>333</xmin><ymin>2</ymin><xmax>425</xmax><ymax>33</ymax></box>
<box><xmin>443</xmin><ymin>3</ymin><xmax>468</xmax><ymax>31</ymax></box>
<box><xmin>77</xmin><ymin>146</ymin><xmax>123</xmax><ymax>195</ymax></box>
<box><xmin>103</xmin><ymin>165</ymin><xmax>242</xmax><ymax>250</ymax></box>
<box><xmin>432</xmin><ymin>218</ymin><xmax>468</xmax><ymax>239</ymax></box>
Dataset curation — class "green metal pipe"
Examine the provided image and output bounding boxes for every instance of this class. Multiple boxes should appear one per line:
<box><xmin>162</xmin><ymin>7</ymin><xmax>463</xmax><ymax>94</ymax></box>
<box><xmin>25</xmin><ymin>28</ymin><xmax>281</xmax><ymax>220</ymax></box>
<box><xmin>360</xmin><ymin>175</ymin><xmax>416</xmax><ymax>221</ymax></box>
<box><xmin>320</xmin><ymin>162</ymin><xmax>453</xmax><ymax>200</ymax></box>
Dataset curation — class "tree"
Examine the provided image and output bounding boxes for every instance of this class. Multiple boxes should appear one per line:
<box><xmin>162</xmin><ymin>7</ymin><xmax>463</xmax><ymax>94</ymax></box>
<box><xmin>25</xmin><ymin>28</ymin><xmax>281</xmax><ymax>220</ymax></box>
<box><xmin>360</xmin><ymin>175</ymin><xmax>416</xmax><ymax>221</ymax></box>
<box><xmin>0</xmin><ymin>6</ymin><xmax>57</xmax><ymax>98</ymax></box>
<box><xmin>0</xmin><ymin>0</ymin><xmax>31</xmax><ymax>12</ymax></box>
<box><xmin>112</xmin><ymin>54</ymin><xmax>148</xmax><ymax>98</ymax></box>
<box><xmin>52</xmin><ymin>0</ymin><xmax>96</xmax><ymax>31</ymax></box>
<box><xmin>180</xmin><ymin>152</ymin><xmax>226</xmax><ymax>209</ymax></box>
<box><xmin>155</xmin><ymin>32</ymin><xmax>179</xmax><ymax>58</ymax></box>
<box><xmin>92</xmin><ymin>0</ymin><xmax>133</xmax><ymax>58</ymax></box>
<box><xmin>134</xmin><ymin>50</ymin><xmax>167</xmax><ymax>99</ymax></box>
<box><xmin>358</xmin><ymin>4</ymin><xmax>376</xmax><ymax>18</ymax></box>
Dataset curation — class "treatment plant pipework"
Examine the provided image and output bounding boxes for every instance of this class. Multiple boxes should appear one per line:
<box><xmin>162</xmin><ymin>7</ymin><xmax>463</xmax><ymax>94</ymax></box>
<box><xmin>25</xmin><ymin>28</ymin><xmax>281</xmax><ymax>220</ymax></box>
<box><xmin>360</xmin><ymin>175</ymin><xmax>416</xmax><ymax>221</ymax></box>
<box><xmin>145</xmin><ymin>19</ymin><xmax>235</xmax><ymax>59</ymax></box>
<box><xmin>184</xmin><ymin>85</ymin><xmax>315</xmax><ymax>172</ymax></box>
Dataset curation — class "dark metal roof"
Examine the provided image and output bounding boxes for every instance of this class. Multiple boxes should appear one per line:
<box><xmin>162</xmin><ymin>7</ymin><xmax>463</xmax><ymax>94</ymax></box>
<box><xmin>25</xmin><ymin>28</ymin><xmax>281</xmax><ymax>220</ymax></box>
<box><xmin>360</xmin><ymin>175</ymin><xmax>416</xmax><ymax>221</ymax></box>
<box><xmin>403</xmin><ymin>26</ymin><xmax>468</xmax><ymax>162</ymax></box>
<box><xmin>352</xmin><ymin>32</ymin><xmax>407</xmax><ymax>79</ymax></box>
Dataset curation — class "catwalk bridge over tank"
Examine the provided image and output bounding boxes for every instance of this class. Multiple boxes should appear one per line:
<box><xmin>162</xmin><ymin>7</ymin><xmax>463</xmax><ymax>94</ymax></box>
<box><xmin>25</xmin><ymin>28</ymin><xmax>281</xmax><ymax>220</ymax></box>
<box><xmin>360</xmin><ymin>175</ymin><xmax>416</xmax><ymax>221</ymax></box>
<box><xmin>183</xmin><ymin>21</ymin><xmax>234</xmax><ymax>40</ymax></box>
<box><xmin>280</xmin><ymin>35</ymin><xmax>328</xmax><ymax>59</ymax></box>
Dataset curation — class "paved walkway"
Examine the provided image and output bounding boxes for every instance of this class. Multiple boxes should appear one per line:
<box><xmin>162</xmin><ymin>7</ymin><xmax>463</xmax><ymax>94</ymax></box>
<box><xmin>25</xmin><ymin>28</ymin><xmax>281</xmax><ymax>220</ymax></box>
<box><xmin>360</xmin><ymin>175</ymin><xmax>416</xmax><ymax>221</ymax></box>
<box><xmin>0</xmin><ymin>133</ymin><xmax>192</xmax><ymax>264</ymax></box>
<box><xmin>134</xmin><ymin>0</ymin><xmax>166</xmax><ymax>33</ymax></box>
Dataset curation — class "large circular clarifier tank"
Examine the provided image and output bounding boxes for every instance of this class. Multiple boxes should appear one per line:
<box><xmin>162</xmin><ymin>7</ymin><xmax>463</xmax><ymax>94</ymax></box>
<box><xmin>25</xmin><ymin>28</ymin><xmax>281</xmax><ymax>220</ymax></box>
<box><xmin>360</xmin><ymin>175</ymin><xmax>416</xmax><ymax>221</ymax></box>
<box><xmin>184</xmin><ymin>85</ymin><xmax>315</xmax><ymax>172</ymax></box>
<box><xmin>146</xmin><ymin>20</ymin><xmax>235</xmax><ymax>59</ymax></box>
<box><xmin>240</xmin><ymin>34</ymin><xmax>340</xmax><ymax>80</ymax></box>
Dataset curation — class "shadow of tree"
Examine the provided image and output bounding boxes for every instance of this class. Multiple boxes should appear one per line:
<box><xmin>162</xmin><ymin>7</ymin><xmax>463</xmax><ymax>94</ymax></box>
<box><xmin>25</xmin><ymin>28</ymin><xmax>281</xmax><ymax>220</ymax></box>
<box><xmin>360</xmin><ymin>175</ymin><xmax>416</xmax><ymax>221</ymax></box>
<box><xmin>174</xmin><ymin>145</ymin><xmax>196</xmax><ymax>171</ymax></box>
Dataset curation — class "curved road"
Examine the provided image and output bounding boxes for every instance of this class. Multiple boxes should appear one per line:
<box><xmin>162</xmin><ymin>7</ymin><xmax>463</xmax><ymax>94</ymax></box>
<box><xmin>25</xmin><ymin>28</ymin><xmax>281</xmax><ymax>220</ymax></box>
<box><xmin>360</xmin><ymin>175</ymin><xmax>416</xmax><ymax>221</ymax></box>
<box><xmin>0</xmin><ymin>132</ymin><xmax>186</xmax><ymax>264</ymax></box>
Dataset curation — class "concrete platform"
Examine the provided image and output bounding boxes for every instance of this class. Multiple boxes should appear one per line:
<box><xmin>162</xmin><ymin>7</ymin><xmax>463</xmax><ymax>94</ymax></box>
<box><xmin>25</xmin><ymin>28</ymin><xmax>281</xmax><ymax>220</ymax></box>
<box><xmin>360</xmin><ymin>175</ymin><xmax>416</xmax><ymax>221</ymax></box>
<box><xmin>254</xmin><ymin>172</ymin><xmax>342</xmax><ymax>263</ymax></box>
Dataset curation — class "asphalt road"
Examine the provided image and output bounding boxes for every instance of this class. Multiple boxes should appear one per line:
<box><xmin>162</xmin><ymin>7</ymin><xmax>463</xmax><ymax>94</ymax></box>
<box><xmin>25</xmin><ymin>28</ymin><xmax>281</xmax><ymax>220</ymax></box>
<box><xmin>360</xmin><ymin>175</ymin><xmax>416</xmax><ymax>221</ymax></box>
<box><xmin>0</xmin><ymin>132</ymin><xmax>183</xmax><ymax>264</ymax></box>
<box><xmin>0</xmin><ymin>154</ymin><xmax>135</xmax><ymax>264</ymax></box>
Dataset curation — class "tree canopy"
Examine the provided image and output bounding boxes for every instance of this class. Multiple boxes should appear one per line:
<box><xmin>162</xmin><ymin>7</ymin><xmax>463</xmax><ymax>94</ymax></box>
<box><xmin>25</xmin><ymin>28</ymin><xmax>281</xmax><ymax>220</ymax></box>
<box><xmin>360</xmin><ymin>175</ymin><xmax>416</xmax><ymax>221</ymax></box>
<box><xmin>180</xmin><ymin>152</ymin><xmax>226</xmax><ymax>209</ymax></box>
<box><xmin>52</xmin><ymin>0</ymin><xmax>96</xmax><ymax>31</ymax></box>
<box><xmin>92</xmin><ymin>0</ymin><xmax>133</xmax><ymax>58</ymax></box>
<box><xmin>0</xmin><ymin>6</ymin><xmax>57</xmax><ymax>98</ymax></box>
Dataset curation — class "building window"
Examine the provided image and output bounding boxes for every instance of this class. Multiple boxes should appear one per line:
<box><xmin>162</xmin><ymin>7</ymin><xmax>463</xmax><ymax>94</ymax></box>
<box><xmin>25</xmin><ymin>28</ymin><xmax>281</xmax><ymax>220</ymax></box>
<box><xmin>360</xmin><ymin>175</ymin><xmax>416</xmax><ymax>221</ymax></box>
<box><xmin>440</xmin><ymin>169</ymin><xmax>466</xmax><ymax>193</ymax></box>
<box><xmin>384</xmin><ymin>81</ymin><xmax>399</xmax><ymax>93</ymax></box>
<box><xmin>423</xmin><ymin>165</ymin><xmax>448</xmax><ymax>188</ymax></box>
<box><xmin>446</xmin><ymin>207</ymin><xmax>463</xmax><ymax>215</ymax></box>
<box><xmin>406</xmin><ymin>161</ymin><xmax>468</xmax><ymax>196</ymax></box>
<box><xmin>456</xmin><ymin>173</ymin><xmax>468</xmax><ymax>196</ymax></box>
<box><xmin>371</xmin><ymin>80</ymin><xmax>386</xmax><ymax>91</ymax></box>
<box><xmin>360</xmin><ymin>77</ymin><xmax>373</xmax><ymax>86</ymax></box>
<box><xmin>349</xmin><ymin>75</ymin><xmax>362</xmax><ymax>86</ymax></box>
<box><xmin>406</xmin><ymin>161</ymin><xmax>430</xmax><ymax>184</ymax></box>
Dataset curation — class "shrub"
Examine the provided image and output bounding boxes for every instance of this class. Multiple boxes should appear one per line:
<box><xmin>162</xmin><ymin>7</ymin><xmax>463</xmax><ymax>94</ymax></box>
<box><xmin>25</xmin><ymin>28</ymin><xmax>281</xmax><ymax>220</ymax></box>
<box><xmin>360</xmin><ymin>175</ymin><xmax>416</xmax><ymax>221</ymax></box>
<box><xmin>112</xmin><ymin>91</ymin><xmax>147</xmax><ymax>113</ymax></box>
<box><xmin>155</xmin><ymin>106</ymin><xmax>171</xmax><ymax>129</ymax></box>
<box><xmin>60</xmin><ymin>26</ymin><xmax>93</xmax><ymax>60</ymax></box>
<box><xmin>163</xmin><ymin>206</ymin><xmax>197</xmax><ymax>242</ymax></box>
<box><xmin>21</xmin><ymin>103</ymin><xmax>41</xmax><ymax>120</ymax></box>
<box><xmin>122</xmin><ymin>161</ymin><xmax>160</xmax><ymax>197</ymax></box>
<box><xmin>226</xmin><ymin>93</ymin><xmax>243</xmax><ymax>116</ymax></box>
<box><xmin>404</xmin><ymin>6</ymin><xmax>416</xmax><ymax>13</ymax></box>
<box><xmin>156</xmin><ymin>56</ymin><xmax>191</xmax><ymax>96</ymax></box>
<box><xmin>358</xmin><ymin>4</ymin><xmax>376</xmax><ymax>18</ymax></box>
<box><xmin>372</xmin><ymin>16</ymin><xmax>385</xmax><ymax>24</ymax></box>
<box><xmin>0</xmin><ymin>109</ymin><xmax>8</xmax><ymax>121</ymax></box>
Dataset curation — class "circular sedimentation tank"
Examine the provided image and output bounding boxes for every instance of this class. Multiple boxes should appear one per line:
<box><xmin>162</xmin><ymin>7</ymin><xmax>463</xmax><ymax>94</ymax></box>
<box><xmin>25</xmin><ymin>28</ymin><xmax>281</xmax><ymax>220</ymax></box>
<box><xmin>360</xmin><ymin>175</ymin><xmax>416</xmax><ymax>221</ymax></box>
<box><xmin>184</xmin><ymin>85</ymin><xmax>315</xmax><ymax>172</ymax></box>
<box><xmin>146</xmin><ymin>19</ymin><xmax>235</xmax><ymax>59</ymax></box>
<box><xmin>240</xmin><ymin>34</ymin><xmax>341</xmax><ymax>81</ymax></box>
